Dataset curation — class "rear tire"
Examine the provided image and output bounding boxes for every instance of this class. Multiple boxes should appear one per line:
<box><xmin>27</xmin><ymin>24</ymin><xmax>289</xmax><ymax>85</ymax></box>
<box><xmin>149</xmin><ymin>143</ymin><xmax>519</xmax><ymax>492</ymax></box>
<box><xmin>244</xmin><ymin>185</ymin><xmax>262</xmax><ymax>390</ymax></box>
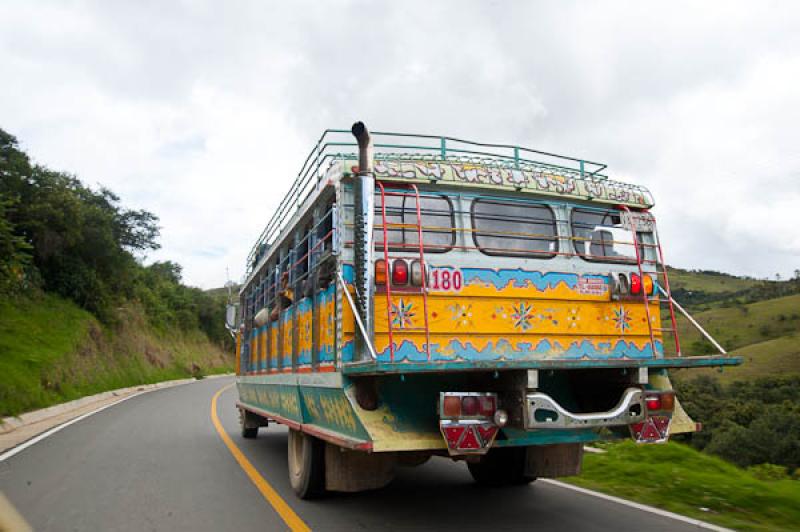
<box><xmin>288</xmin><ymin>429</ymin><xmax>326</xmax><ymax>499</ymax></box>
<box><xmin>467</xmin><ymin>447</ymin><xmax>536</xmax><ymax>487</ymax></box>
<box><xmin>239</xmin><ymin>408</ymin><xmax>259</xmax><ymax>439</ymax></box>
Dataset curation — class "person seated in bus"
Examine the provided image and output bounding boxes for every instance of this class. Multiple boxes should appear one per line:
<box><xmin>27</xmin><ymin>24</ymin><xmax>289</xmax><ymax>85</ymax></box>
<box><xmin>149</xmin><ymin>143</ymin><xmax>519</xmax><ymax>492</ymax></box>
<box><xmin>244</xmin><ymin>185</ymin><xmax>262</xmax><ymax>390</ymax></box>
<box><xmin>270</xmin><ymin>271</ymin><xmax>294</xmax><ymax>321</ymax></box>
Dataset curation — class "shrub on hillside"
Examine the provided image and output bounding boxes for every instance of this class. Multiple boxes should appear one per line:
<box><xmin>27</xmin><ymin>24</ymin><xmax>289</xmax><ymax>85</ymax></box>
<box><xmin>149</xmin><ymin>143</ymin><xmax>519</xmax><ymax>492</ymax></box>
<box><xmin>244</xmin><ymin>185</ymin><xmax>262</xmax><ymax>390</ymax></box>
<box><xmin>676</xmin><ymin>375</ymin><xmax>800</xmax><ymax>472</ymax></box>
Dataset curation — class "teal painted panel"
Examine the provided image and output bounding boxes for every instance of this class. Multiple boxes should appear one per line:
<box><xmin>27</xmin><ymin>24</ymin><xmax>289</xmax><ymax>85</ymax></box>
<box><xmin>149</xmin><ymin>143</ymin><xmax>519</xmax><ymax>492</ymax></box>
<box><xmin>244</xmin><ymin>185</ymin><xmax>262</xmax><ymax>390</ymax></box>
<box><xmin>298</xmin><ymin>385</ymin><xmax>370</xmax><ymax>441</ymax></box>
<box><xmin>343</xmin><ymin>356</ymin><xmax>742</xmax><ymax>375</ymax></box>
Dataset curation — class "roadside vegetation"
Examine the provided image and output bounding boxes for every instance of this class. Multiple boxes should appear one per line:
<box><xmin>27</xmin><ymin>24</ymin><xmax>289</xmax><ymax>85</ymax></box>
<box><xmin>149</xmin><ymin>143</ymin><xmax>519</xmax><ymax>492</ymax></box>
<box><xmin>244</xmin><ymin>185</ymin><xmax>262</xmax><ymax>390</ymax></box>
<box><xmin>0</xmin><ymin>128</ymin><xmax>233</xmax><ymax>417</ymax></box>
<box><xmin>574</xmin><ymin>267</ymin><xmax>800</xmax><ymax>529</ymax></box>
<box><xmin>571</xmin><ymin>441</ymin><xmax>800</xmax><ymax>531</ymax></box>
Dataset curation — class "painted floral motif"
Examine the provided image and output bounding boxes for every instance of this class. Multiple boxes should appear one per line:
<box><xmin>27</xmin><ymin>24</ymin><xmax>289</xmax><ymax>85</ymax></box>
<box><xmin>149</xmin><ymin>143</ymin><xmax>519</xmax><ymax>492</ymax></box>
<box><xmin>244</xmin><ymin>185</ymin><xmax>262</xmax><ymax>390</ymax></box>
<box><xmin>391</xmin><ymin>298</ymin><xmax>415</xmax><ymax>329</ymax></box>
<box><xmin>300</xmin><ymin>317</ymin><xmax>312</xmax><ymax>346</ymax></box>
<box><xmin>448</xmin><ymin>303</ymin><xmax>474</xmax><ymax>328</ymax></box>
<box><xmin>414</xmin><ymin>162</ymin><xmax>444</xmax><ymax>180</ymax></box>
<box><xmin>566</xmin><ymin>307</ymin><xmax>581</xmax><ymax>329</ymax></box>
<box><xmin>611</xmin><ymin>305</ymin><xmax>632</xmax><ymax>333</ymax></box>
<box><xmin>510</xmin><ymin>301</ymin><xmax>535</xmax><ymax>331</ymax></box>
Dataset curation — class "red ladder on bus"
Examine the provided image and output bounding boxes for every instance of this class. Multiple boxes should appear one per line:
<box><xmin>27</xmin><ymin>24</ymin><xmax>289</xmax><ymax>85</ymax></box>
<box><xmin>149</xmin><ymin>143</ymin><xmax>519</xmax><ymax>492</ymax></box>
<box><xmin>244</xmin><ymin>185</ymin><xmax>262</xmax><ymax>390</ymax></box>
<box><xmin>619</xmin><ymin>205</ymin><xmax>682</xmax><ymax>357</ymax></box>
<box><xmin>376</xmin><ymin>182</ymin><xmax>432</xmax><ymax>362</ymax></box>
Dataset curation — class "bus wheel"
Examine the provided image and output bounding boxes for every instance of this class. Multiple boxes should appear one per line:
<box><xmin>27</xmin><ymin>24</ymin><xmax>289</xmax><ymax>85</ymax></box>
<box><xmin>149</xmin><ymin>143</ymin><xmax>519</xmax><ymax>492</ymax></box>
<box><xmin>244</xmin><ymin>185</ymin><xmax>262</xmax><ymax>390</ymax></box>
<box><xmin>288</xmin><ymin>429</ymin><xmax>326</xmax><ymax>499</ymax></box>
<box><xmin>467</xmin><ymin>447</ymin><xmax>536</xmax><ymax>487</ymax></box>
<box><xmin>239</xmin><ymin>408</ymin><xmax>258</xmax><ymax>439</ymax></box>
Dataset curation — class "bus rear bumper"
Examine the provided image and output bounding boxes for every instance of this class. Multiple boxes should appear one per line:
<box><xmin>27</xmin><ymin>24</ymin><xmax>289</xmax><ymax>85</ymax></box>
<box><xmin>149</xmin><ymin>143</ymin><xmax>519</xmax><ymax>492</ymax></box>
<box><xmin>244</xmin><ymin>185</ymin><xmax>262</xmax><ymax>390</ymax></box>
<box><xmin>525</xmin><ymin>387</ymin><xmax>645</xmax><ymax>430</ymax></box>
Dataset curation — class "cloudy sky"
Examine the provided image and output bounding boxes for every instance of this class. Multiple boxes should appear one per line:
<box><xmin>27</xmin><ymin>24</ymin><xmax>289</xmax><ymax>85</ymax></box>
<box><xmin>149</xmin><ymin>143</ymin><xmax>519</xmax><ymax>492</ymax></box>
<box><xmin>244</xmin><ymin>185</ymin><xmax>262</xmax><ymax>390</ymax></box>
<box><xmin>2</xmin><ymin>1</ymin><xmax>799</xmax><ymax>288</ymax></box>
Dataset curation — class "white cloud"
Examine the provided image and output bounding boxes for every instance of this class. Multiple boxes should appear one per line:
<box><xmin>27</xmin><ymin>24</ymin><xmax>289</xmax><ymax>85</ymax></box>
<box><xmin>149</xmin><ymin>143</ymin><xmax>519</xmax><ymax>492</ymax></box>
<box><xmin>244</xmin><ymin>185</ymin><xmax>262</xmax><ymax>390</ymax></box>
<box><xmin>1</xmin><ymin>0</ymin><xmax>798</xmax><ymax>287</ymax></box>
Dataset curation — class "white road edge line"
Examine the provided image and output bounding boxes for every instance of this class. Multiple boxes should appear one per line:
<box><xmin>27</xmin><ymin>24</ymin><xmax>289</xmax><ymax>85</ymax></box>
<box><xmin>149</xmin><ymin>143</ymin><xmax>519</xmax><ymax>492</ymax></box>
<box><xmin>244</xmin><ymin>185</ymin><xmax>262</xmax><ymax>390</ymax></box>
<box><xmin>0</xmin><ymin>381</ymin><xmax>198</xmax><ymax>463</ymax></box>
<box><xmin>540</xmin><ymin>479</ymin><xmax>732</xmax><ymax>532</ymax></box>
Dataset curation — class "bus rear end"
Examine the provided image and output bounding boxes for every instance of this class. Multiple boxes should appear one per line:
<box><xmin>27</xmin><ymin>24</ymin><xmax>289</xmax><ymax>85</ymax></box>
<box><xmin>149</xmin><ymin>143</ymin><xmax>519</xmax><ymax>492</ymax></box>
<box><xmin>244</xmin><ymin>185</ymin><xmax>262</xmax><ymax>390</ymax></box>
<box><xmin>338</xmin><ymin>124</ymin><xmax>739</xmax><ymax>484</ymax></box>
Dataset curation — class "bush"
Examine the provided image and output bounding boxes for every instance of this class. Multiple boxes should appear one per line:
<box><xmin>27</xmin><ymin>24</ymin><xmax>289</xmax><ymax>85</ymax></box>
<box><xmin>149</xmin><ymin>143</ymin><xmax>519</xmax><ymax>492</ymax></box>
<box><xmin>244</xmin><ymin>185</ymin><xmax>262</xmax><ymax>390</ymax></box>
<box><xmin>746</xmin><ymin>463</ymin><xmax>790</xmax><ymax>481</ymax></box>
<box><xmin>676</xmin><ymin>375</ymin><xmax>800</xmax><ymax>472</ymax></box>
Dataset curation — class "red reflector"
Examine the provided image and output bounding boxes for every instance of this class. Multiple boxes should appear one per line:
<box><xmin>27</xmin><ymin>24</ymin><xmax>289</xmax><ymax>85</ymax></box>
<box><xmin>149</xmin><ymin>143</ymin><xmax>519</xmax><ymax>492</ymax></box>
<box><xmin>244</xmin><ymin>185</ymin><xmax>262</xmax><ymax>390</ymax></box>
<box><xmin>392</xmin><ymin>259</ymin><xmax>409</xmax><ymax>285</ymax></box>
<box><xmin>443</xmin><ymin>426</ymin><xmax>465</xmax><ymax>447</ymax></box>
<box><xmin>641</xmin><ymin>421</ymin><xmax>662</xmax><ymax>441</ymax></box>
<box><xmin>652</xmin><ymin>416</ymin><xmax>670</xmax><ymax>436</ymax></box>
<box><xmin>443</xmin><ymin>396</ymin><xmax>461</xmax><ymax>417</ymax></box>
<box><xmin>461</xmin><ymin>396</ymin><xmax>479</xmax><ymax>416</ymax></box>
<box><xmin>630</xmin><ymin>422</ymin><xmax>645</xmax><ymax>438</ymax></box>
<box><xmin>476</xmin><ymin>425</ymin><xmax>498</xmax><ymax>445</ymax></box>
<box><xmin>458</xmin><ymin>427</ymin><xmax>481</xmax><ymax>450</ymax></box>
<box><xmin>646</xmin><ymin>396</ymin><xmax>661</xmax><ymax>411</ymax></box>
<box><xmin>478</xmin><ymin>396</ymin><xmax>496</xmax><ymax>416</ymax></box>
<box><xmin>630</xmin><ymin>273</ymin><xmax>642</xmax><ymax>295</ymax></box>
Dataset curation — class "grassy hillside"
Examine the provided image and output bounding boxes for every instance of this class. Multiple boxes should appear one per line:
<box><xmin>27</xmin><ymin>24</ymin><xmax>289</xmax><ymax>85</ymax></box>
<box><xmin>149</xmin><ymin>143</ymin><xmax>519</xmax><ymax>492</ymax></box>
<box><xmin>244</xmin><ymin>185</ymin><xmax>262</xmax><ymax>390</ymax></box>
<box><xmin>661</xmin><ymin>268</ymin><xmax>800</xmax><ymax>382</ymax></box>
<box><xmin>570</xmin><ymin>441</ymin><xmax>800</xmax><ymax>532</ymax></box>
<box><xmin>667</xmin><ymin>267</ymin><xmax>763</xmax><ymax>294</ymax></box>
<box><xmin>0</xmin><ymin>292</ymin><xmax>232</xmax><ymax>417</ymax></box>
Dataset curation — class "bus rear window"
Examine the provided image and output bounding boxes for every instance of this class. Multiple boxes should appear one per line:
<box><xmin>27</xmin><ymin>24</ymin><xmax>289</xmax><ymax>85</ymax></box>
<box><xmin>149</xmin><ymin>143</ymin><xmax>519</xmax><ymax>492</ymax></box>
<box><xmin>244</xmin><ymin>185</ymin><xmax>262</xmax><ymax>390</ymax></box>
<box><xmin>571</xmin><ymin>209</ymin><xmax>639</xmax><ymax>263</ymax></box>
<box><xmin>374</xmin><ymin>191</ymin><xmax>455</xmax><ymax>253</ymax></box>
<box><xmin>471</xmin><ymin>199</ymin><xmax>557</xmax><ymax>258</ymax></box>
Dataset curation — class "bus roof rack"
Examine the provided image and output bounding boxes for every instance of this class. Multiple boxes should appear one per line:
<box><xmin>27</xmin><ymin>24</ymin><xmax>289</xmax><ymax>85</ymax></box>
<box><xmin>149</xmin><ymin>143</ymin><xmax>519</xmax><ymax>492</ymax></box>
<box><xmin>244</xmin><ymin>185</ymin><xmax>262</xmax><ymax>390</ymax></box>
<box><xmin>245</xmin><ymin>128</ymin><xmax>654</xmax><ymax>275</ymax></box>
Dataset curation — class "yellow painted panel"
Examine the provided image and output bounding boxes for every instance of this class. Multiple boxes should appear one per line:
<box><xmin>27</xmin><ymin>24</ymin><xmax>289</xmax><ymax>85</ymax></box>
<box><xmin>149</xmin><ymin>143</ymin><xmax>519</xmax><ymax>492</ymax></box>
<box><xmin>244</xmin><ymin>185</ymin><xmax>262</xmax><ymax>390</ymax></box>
<box><xmin>374</xmin><ymin>294</ymin><xmax>661</xmax><ymax>337</ymax></box>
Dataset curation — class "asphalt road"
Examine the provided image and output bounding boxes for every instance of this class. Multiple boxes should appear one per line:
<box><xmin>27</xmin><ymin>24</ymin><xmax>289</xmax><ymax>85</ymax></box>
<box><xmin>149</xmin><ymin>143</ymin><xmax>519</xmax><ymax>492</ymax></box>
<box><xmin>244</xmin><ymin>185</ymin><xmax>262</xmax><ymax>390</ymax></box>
<box><xmin>1</xmin><ymin>377</ymin><xmax>711</xmax><ymax>531</ymax></box>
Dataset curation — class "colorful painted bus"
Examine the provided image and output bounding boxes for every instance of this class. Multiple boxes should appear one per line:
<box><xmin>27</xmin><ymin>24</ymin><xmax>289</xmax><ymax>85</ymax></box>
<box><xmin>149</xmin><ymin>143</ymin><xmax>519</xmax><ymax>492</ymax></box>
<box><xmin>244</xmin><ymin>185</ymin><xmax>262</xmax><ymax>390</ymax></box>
<box><xmin>228</xmin><ymin>122</ymin><xmax>740</xmax><ymax>498</ymax></box>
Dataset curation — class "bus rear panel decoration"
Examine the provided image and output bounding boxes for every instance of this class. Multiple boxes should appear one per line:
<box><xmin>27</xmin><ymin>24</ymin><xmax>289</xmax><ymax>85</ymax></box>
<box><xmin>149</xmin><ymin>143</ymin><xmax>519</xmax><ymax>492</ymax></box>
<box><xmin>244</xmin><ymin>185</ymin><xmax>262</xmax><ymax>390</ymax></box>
<box><xmin>226</xmin><ymin>123</ymin><xmax>740</xmax><ymax>499</ymax></box>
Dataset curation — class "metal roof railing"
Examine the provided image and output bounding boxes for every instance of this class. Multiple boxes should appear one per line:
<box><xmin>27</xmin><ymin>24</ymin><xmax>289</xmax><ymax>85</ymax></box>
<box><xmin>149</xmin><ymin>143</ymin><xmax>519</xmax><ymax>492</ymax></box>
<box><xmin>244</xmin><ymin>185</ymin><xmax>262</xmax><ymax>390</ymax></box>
<box><xmin>245</xmin><ymin>129</ymin><xmax>616</xmax><ymax>275</ymax></box>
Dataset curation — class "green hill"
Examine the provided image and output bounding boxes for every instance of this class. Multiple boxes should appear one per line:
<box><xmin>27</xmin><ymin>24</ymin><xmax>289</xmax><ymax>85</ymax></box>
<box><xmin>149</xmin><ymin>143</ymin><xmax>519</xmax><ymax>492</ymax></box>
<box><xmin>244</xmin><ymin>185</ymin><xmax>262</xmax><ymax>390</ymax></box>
<box><xmin>661</xmin><ymin>268</ymin><xmax>800</xmax><ymax>382</ymax></box>
<box><xmin>667</xmin><ymin>266</ymin><xmax>763</xmax><ymax>294</ymax></box>
<box><xmin>0</xmin><ymin>292</ymin><xmax>232</xmax><ymax>417</ymax></box>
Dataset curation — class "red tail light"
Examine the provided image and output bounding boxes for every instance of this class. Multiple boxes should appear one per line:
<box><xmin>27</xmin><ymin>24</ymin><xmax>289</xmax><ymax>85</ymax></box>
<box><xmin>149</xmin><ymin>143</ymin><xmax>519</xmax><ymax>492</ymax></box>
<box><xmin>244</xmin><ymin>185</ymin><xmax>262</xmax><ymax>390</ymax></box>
<box><xmin>645</xmin><ymin>395</ymin><xmax>661</xmax><ymax>411</ymax></box>
<box><xmin>630</xmin><ymin>273</ymin><xmax>642</xmax><ymax>295</ymax></box>
<box><xmin>478</xmin><ymin>396</ymin><xmax>496</xmax><ymax>416</ymax></box>
<box><xmin>461</xmin><ymin>396</ymin><xmax>479</xmax><ymax>416</ymax></box>
<box><xmin>392</xmin><ymin>259</ymin><xmax>409</xmax><ymax>285</ymax></box>
<box><xmin>443</xmin><ymin>395</ymin><xmax>461</xmax><ymax>417</ymax></box>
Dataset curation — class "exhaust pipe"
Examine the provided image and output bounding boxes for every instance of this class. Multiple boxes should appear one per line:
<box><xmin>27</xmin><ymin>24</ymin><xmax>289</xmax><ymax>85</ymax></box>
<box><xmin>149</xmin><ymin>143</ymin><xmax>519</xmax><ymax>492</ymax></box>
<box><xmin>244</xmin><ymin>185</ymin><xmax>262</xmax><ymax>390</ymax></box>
<box><xmin>351</xmin><ymin>121</ymin><xmax>373</xmax><ymax>174</ymax></box>
<box><xmin>351</xmin><ymin>121</ymin><xmax>375</xmax><ymax>361</ymax></box>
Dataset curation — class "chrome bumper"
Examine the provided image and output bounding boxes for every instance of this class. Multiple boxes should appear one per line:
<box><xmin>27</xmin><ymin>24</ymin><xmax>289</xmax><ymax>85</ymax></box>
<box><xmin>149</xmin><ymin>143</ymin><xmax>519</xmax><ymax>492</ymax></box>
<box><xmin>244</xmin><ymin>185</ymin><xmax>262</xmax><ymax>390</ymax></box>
<box><xmin>525</xmin><ymin>387</ymin><xmax>645</xmax><ymax>429</ymax></box>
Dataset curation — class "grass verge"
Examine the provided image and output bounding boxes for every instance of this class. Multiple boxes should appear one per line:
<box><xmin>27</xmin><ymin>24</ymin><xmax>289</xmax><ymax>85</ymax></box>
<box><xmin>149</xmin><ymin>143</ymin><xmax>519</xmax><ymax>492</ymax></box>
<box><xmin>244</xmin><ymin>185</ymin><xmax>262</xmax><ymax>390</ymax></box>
<box><xmin>568</xmin><ymin>441</ymin><xmax>800</xmax><ymax>531</ymax></box>
<box><xmin>0</xmin><ymin>293</ymin><xmax>233</xmax><ymax>417</ymax></box>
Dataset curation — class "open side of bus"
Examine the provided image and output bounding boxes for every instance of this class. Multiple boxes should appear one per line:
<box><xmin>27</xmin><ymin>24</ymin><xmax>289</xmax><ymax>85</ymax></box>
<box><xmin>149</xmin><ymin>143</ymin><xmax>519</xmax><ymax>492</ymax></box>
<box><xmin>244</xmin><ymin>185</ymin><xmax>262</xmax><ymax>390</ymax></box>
<box><xmin>230</xmin><ymin>123</ymin><xmax>740</xmax><ymax>498</ymax></box>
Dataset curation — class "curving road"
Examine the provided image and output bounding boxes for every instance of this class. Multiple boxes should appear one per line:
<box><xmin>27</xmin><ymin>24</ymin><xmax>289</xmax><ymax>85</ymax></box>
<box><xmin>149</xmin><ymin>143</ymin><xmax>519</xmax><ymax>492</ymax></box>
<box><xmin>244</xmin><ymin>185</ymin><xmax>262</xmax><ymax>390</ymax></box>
<box><xmin>0</xmin><ymin>377</ymin><xmax>715</xmax><ymax>531</ymax></box>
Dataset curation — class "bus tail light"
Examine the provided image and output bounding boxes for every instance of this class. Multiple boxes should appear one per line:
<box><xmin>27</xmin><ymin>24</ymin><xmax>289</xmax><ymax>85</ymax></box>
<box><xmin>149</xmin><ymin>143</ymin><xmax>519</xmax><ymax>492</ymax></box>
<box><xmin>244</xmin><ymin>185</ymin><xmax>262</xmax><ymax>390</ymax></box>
<box><xmin>443</xmin><ymin>395</ymin><xmax>461</xmax><ymax>417</ymax></box>
<box><xmin>645</xmin><ymin>391</ymin><xmax>675</xmax><ymax>413</ymax></box>
<box><xmin>479</xmin><ymin>395</ymin><xmax>496</xmax><ymax>416</ymax></box>
<box><xmin>461</xmin><ymin>396</ymin><xmax>479</xmax><ymax>416</ymax></box>
<box><xmin>374</xmin><ymin>259</ymin><xmax>387</xmax><ymax>285</ymax></box>
<box><xmin>439</xmin><ymin>392</ymin><xmax>502</xmax><ymax>455</ymax></box>
<box><xmin>392</xmin><ymin>259</ymin><xmax>409</xmax><ymax>285</ymax></box>
<box><xmin>410</xmin><ymin>260</ymin><xmax>426</xmax><ymax>286</ymax></box>
<box><xmin>643</xmin><ymin>274</ymin><xmax>655</xmax><ymax>296</ymax></box>
<box><xmin>630</xmin><ymin>273</ymin><xmax>642</xmax><ymax>295</ymax></box>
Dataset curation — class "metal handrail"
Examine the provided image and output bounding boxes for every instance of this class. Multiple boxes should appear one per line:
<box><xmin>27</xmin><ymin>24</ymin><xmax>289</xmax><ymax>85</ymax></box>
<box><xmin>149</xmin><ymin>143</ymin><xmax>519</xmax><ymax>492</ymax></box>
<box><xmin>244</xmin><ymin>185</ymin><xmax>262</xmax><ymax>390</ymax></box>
<box><xmin>658</xmin><ymin>286</ymin><xmax>727</xmax><ymax>355</ymax></box>
<box><xmin>245</xmin><ymin>128</ymin><xmax>643</xmax><ymax>275</ymax></box>
<box><xmin>336</xmin><ymin>271</ymin><xmax>378</xmax><ymax>360</ymax></box>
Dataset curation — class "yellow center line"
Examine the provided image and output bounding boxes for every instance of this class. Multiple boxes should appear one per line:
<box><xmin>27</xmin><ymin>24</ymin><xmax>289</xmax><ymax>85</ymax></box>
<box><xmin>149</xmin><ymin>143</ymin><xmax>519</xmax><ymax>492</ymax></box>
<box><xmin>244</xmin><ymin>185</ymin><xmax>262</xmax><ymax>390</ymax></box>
<box><xmin>211</xmin><ymin>383</ymin><xmax>311</xmax><ymax>532</ymax></box>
